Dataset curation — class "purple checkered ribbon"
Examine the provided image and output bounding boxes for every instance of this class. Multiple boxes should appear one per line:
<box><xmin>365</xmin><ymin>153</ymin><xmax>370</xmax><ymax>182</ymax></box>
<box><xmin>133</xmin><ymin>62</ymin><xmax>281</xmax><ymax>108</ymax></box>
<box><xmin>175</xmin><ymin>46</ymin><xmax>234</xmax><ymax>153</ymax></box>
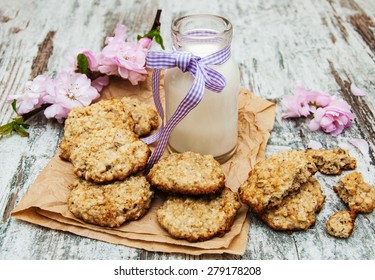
<box><xmin>142</xmin><ymin>45</ymin><xmax>231</xmax><ymax>172</ymax></box>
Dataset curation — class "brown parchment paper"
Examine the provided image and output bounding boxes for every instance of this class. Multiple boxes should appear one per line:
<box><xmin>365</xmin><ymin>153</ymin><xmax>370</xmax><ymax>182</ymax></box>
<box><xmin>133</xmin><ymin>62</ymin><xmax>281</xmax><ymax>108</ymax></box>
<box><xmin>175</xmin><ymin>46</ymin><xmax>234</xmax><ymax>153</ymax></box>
<box><xmin>11</xmin><ymin>74</ymin><xmax>276</xmax><ymax>256</ymax></box>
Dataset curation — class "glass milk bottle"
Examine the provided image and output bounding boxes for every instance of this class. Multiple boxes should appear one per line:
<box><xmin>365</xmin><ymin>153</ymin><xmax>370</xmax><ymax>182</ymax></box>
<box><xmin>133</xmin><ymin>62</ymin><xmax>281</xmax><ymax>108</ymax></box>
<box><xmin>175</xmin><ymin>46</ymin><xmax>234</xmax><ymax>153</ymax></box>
<box><xmin>164</xmin><ymin>14</ymin><xmax>240</xmax><ymax>163</ymax></box>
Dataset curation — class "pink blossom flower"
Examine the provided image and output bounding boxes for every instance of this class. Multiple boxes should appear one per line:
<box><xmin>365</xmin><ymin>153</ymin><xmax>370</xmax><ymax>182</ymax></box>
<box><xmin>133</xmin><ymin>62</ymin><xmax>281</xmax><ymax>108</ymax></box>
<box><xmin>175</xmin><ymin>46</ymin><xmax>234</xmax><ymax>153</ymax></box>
<box><xmin>281</xmin><ymin>87</ymin><xmax>333</xmax><ymax>118</ymax></box>
<box><xmin>308</xmin><ymin>97</ymin><xmax>355</xmax><ymax>136</ymax></box>
<box><xmin>281</xmin><ymin>86</ymin><xmax>357</xmax><ymax>136</ymax></box>
<box><xmin>97</xmin><ymin>23</ymin><xmax>148</xmax><ymax>85</ymax></box>
<box><xmin>42</xmin><ymin>70</ymin><xmax>100</xmax><ymax>121</ymax></box>
<box><xmin>7</xmin><ymin>75</ymin><xmax>52</xmax><ymax>114</ymax></box>
<box><xmin>281</xmin><ymin>89</ymin><xmax>311</xmax><ymax>118</ymax></box>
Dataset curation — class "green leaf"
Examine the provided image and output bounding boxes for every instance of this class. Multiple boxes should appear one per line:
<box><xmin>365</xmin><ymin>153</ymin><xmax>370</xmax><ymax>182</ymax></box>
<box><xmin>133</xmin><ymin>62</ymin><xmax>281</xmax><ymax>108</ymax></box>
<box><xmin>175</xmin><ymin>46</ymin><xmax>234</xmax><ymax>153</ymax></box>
<box><xmin>0</xmin><ymin>122</ymin><xmax>14</xmax><ymax>135</ymax></box>
<box><xmin>0</xmin><ymin>117</ymin><xmax>30</xmax><ymax>137</ymax></box>
<box><xmin>11</xmin><ymin>100</ymin><xmax>18</xmax><ymax>114</ymax></box>
<box><xmin>20</xmin><ymin>122</ymin><xmax>30</xmax><ymax>129</ymax></box>
<box><xmin>154</xmin><ymin>34</ymin><xmax>165</xmax><ymax>50</ymax></box>
<box><xmin>147</xmin><ymin>30</ymin><xmax>159</xmax><ymax>37</ymax></box>
<box><xmin>14</xmin><ymin>117</ymin><xmax>30</xmax><ymax>129</ymax></box>
<box><xmin>13</xmin><ymin>125</ymin><xmax>29</xmax><ymax>137</ymax></box>
<box><xmin>77</xmin><ymin>53</ymin><xmax>89</xmax><ymax>75</ymax></box>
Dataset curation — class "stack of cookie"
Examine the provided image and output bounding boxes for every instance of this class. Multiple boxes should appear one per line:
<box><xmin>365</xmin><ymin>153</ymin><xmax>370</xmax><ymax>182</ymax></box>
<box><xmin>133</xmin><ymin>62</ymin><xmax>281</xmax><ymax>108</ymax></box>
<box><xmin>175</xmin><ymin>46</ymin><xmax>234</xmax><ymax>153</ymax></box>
<box><xmin>60</xmin><ymin>98</ymin><xmax>159</xmax><ymax>228</ymax></box>
<box><xmin>239</xmin><ymin>149</ymin><xmax>358</xmax><ymax>232</ymax></box>
<box><xmin>147</xmin><ymin>151</ymin><xmax>241</xmax><ymax>242</ymax></box>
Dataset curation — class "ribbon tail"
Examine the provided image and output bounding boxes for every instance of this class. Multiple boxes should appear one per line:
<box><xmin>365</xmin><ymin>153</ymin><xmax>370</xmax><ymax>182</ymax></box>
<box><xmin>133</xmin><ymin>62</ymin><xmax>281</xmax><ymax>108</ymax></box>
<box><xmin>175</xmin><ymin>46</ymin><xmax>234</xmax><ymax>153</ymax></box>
<box><xmin>141</xmin><ymin>69</ymin><xmax>164</xmax><ymax>145</ymax></box>
<box><xmin>144</xmin><ymin>71</ymin><xmax>205</xmax><ymax>173</ymax></box>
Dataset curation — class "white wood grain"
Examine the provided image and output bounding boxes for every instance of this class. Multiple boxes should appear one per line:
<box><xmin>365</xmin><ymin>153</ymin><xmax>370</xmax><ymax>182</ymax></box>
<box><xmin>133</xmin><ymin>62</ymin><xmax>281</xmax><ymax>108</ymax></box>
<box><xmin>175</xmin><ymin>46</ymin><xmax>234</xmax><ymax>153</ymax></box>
<box><xmin>0</xmin><ymin>0</ymin><xmax>374</xmax><ymax>259</ymax></box>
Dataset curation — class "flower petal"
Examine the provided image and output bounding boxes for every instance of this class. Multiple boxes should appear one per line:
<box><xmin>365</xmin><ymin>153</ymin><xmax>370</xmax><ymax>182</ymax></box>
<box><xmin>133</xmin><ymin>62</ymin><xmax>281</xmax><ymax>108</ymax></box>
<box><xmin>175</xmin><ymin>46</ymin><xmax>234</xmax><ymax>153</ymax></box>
<box><xmin>314</xmin><ymin>92</ymin><xmax>333</xmax><ymax>107</ymax></box>
<box><xmin>44</xmin><ymin>103</ymin><xmax>70</xmax><ymax>121</ymax></box>
<box><xmin>350</xmin><ymin>83</ymin><xmax>366</xmax><ymax>97</ymax></box>
<box><xmin>299</xmin><ymin>105</ymin><xmax>311</xmax><ymax>117</ymax></box>
<box><xmin>138</xmin><ymin>37</ymin><xmax>152</xmax><ymax>49</ymax></box>
<box><xmin>322</xmin><ymin>123</ymin><xmax>337</xmax><ymax>133</ymax></box>
<box><xmin>91</xmin><ymin>76</ymin><xmax>109</xmax><ymax>92</ymax></box>
<box><xmin>348</xmin><ymin>138</ymin><xmax>369</xmax><ymax>155</ymax></box>
<box><xmin>313</xmin><ymin>107</ymin><xmax>326</xmax><ymax>122</ymax></box>
<box><xmin>320</xmin><ymin>116</ymin><xmax>333</xmax><ymax>127</ymax></box>
<box><xmin>307</xmin><ymin>140</ymin><xmax>323</xmax><ymax>149</ymax></box>
<box><xmin>308</xmin><ymin>119</ymin><xmax>321</xmax><ymax>131</ymax></box>
<box><xmin>330</xmin><ymin>125</ymin><xmax>344</xmax><ymax>136</ymax></box>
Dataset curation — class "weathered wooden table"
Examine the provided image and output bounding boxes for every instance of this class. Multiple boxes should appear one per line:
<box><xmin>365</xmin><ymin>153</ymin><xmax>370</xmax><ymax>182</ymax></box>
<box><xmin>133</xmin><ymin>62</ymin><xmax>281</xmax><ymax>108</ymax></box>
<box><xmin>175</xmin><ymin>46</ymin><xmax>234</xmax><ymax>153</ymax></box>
<box><xmin>0</xmin><ymin>0</ymin><xmax>374</xmax><ymax>260</ymax></box>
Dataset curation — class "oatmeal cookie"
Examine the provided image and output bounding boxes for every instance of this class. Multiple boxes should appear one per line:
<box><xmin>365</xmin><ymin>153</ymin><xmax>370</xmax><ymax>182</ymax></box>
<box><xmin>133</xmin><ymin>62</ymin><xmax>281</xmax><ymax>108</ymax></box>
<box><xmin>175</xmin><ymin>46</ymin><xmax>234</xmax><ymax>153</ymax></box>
<box><xmin>326</xmin><ymin>211</ymin><xmax>356</xmax><ymax>238</ymax></box>
<box><xmin>334</xmin><ymin>171</ymin><xmax>375</xmax><ymax>213</ymax></box>
<box><xmin>59</xmin><ymin>99</ymin><xmax>135</xmax><ymax>160</ymax></box>
<box><xmin>146</xmin><ymin>151</ymin><xmax>225</xmax><ymax>195</ymax></box>
<box><xmin>305</xmin><ymin>148</ymin><xmax>356</xmax><ymax>175</ymax></box>
<box><xmin>157</xmin><ymin>187</ymin><xmax>241</xmax><ymax>242</ymax></box>
<box><xmin>70</xmin><ymin>127</ymin><xmax>150</xmax><ymax>183</ymax></box>
<box><xmin>259</xmin><ymin>177</ymin><xmax>326</xmax><ymax>231</ymax></box>
<box><xmin>238</xmin><ymin>150</ymin><xmax>317</xmax><ymax>214</ymax></box>
<box><xmin>122</xmin><ymin>97</ymin><xmax>159</xmax><ymax>137</ymax></box>
<box><xmin>68</xmin><ymin>176</ymin><xmax>154</xmax><ymax>228</ymax></box>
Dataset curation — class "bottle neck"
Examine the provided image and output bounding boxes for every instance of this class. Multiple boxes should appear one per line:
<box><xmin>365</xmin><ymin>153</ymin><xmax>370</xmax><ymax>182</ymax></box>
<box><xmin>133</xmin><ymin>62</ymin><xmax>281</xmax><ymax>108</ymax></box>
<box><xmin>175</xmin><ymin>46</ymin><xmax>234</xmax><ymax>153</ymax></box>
<box><xmin>171</xmin><ymin>15</ymin><xmax>232</xmax><ymax>56</ymax></box>
<box><xmin>176</xmin><ymin>33</ymin><xmax>229</xmax><ymax>57</ymax></box>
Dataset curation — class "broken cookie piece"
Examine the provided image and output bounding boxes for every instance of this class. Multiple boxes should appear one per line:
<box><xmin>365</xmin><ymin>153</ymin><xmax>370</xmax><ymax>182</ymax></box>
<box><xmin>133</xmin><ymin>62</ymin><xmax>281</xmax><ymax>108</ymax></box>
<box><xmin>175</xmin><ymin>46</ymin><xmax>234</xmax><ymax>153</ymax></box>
<box><xmin>305</xmin><ymin>148</ymin><xmax>356</xmax><ymax>175</ymax></box>
<box><xmin>121</xmin><ymin>97</ymin><xmax>159</xmax><ymax>137</ymax></box>
<box><xmin>326</xmin><ymin>210</ymin><xmax>356</xmax><ymax>239</ymax></box>
<box><xmin>334</xmin><ymin>171</ymin><xmax>375</xmax><ymax>213</ymax></box>
<box><xmin>259</xmin><ymin>177</ymin><xmax>325</xmax><ymax>231</ymax></box>
<box><xmin>239</xmin><ymin>150</ymin><xmax>317</xmax><ymax>214</ymax></box>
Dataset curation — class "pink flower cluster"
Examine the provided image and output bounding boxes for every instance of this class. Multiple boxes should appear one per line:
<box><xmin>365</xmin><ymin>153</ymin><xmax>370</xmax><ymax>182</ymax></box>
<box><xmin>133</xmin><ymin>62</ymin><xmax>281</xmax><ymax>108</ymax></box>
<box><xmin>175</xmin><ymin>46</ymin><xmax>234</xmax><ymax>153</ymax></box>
<box><xmin>97</xmin><ymin>23</ymin><xmax>150</xmax><ymax>85</ymax></box>
<box><xmin>8</xmin><ymin>23</ymin><xmax>151</xmax><ymax>121</ymax></box>
<box><xmin>281</xmin><ymin>86</ymin><xmax>356</xmax><ymax>136</ymax></box>
<box><xmin>9</xmin><ymin>71</ymin><xmax>100</xmax><ymax>122</ymax></box>
<box><xmin>69</xmin><ymin>24</ymin><xmax>152</xmax><ymax>86</ymax></box>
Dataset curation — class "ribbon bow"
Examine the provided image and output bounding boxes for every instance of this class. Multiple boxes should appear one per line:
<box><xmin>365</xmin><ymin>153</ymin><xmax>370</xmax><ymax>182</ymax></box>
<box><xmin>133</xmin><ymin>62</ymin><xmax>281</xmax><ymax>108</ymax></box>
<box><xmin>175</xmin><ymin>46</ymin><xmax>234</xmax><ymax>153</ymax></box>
<box><xmin>143</xmin><ymin>46</ymin><xmax>231</xmax><ymax>172</ymax></box>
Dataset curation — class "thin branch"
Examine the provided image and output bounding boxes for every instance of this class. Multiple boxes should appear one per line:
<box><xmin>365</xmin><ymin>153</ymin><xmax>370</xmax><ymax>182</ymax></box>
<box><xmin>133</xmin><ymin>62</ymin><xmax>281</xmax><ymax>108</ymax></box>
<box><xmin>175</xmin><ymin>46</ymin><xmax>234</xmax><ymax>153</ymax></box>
<box><xmin>151</xmin><ymin>9</ymin><xmax>162</xmax><ymax>31</ymax></box>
